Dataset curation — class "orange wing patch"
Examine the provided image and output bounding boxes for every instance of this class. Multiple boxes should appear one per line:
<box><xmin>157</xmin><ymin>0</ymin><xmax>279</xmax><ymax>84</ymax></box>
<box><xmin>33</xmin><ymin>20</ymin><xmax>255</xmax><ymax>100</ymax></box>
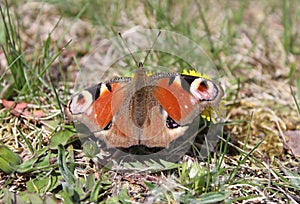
<box><xmin>154</xmin><ymin>77</ymin><xmax>197</xmax><ymax>123</ymax></box>
<box><xmin>93</xmin><ymin>83</ymin><xmax>125</xmax><ymax>129</ymax></box>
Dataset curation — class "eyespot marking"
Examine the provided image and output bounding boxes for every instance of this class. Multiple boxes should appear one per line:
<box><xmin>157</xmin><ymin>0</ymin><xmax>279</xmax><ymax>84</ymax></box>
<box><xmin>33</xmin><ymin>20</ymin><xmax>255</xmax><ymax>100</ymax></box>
<box><xmin>69</xmin><ymin>90</ymin><xmax>93</xmax><ymax>114</ymax></box>
<box><xmin>190</xmin><ymin>78</ymin><xmax>217</xmax><ymax>101</ymax></box>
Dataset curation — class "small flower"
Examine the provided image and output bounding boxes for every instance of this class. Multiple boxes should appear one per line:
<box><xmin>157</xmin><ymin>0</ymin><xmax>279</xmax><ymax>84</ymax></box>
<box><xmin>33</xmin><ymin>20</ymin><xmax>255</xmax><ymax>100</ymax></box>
<box><xmin>201</xmin><ymin>107</ymin><xmax>217</xmax><ymax>124</ymax></box>
<box><xmin>201</xmin><ymin>100</ymin><xmax>226</xmax><ymax>124</ymax></box>
<box><xmin>182</xmin><ymin>69</ymin><xmax>210</xmax><ymax>79</ymax></box>
<box><xmin>147</xmin><ymin>71</ymin><xmax>154</xmax><ymax>76</ymax></box>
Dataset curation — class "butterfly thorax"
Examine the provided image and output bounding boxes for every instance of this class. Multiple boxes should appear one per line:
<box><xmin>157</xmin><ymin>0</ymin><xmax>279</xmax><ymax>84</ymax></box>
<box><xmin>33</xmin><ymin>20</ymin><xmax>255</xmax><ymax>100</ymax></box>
<box><xmin>130</xmin><ymin>64</ymin><xmax>157</xmax><ymax>128</ymax></box>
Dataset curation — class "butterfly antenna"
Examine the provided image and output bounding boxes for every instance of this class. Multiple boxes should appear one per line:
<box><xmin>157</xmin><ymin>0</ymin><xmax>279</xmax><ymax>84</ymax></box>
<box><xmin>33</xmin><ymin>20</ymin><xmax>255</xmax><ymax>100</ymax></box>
<box><xmin>118</xmin><ymin>32</ymin><xmax>139</xmax><ymax>67</ymax></box>
<box><xmin>142</xmin><ymin>30</ymin><xmax>161</xmax><ymax>65</ymax></box>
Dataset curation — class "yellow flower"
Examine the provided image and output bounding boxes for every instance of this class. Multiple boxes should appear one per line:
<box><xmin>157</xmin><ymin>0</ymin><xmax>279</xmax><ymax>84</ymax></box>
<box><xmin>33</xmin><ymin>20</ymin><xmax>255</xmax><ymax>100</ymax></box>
<box><xmin>201</xmin><ymin>100</ymin><xmax>226</xmax><ymax>124</ymax></box>
<box><xmin>182</xmin><ymin>69</ymin><xmax>210</xmax><ymax>79</ymax></box>
<box><xmin>201</xmin><ymin>107</ymin><xmax>217</xmax><ymax>124</ymax></box>
<box><xmin>146</xmin><ymin>71</ymin><xmax>154</xmax><ymax>76</ymax></box>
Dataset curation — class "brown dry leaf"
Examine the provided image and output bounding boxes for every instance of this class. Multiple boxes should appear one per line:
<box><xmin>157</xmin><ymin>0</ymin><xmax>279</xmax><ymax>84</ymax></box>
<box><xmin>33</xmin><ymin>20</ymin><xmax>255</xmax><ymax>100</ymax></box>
<box><xmin>1</xmin><ymin>99</ymin><xmax>28</xmax><ymax>117</ymax></box>
<box><xmin>22</xmin><ymin>110</ymin><xmax>45</xmax><ymax>118</ymax></box>
<box><xmin>283</xmin><ymin>130</ymin><xmax>300</xmax><ymax>157</ymax></box>
<box><xmin>1</xmin><ymin>99</ymin><xmax>45</xmax><ymax>119</ymax></box>
<box><xmin>32</xmin><ymin>110</ymin><xmax>45</xmax><ymax>118</ymax></box>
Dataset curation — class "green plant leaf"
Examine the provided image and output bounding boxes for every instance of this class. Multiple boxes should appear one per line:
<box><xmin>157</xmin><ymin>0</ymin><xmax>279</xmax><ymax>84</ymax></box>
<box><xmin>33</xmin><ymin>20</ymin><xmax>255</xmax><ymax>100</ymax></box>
<box><xmin>50</xmin><ymin>128</ymin><xmax>75</xmax><ymax>149</ymax></box>
<box><xmin>86</xmin><ymin>173</ymin><xmax>96</xmax><ymax>192</ymax></box>
<box><xmin>118</xmin><ymin>188</ymin><xmax>131</xmax><ymax>204</ymax></box>
<box><xmin>83</xmin><ymin>140</ymin><xmax>100</xmax><ymax>158</ymax></box>
<box><xmin>122</xmin><ymin>159</ymin><xmax>179</xmax><ymax>172</ymax></box>
<box><xmin>197</xmin><ymin>191</ymin><xmax>231</xmax><ymax>203</ymax></box>
<box><xmin>104</xmin><ymin>188</ymin><xmax>131</xmax><ymax>204</ymax></box>
<box><xmin>3</xmin><ymin>188</ymin><xmax>57</xmax><ymax>204</ymax></box>
<box><xmin>58</xmin><ymin>144</ymin><xmax>81</xmax><ymax>203</ymax></box>
<box><xmin>0</xmin><ymin>157</ymin><xmax>16</xmax><ymax>174</ymax></box>
<box><xmin>26</xmin><ymin>174</ymin><xmax>61</xmax><ymax>194</ymax></box>
<box><xmin>17</xmin><ymin>148</ymin><xmax>56</xmax><ymax>173</ymax></box>
<box><xmin>0</xmin><ymin>144</ymin><xmax>22</xmax><ymax>174</ymax></box>
<box><xmin>90</xmin><ymin>178</ymin><xmax>103</xmax><ymax>202</ymax></box>
<box><xmin>58</xmin><ymin>144</ymin><xmax>75</xmax><ymax>185</ymax></box>
<box><xmin>281</xmin><ymin>167</ymin><xmax>300</xmax><ymax>189</ymax></box>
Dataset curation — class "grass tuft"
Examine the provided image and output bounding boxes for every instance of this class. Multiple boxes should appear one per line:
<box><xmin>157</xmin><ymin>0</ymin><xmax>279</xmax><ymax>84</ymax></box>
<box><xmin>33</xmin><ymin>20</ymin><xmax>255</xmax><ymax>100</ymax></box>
<box><xmin>0</xmin><ymin>1</ymin><xmax>26</xmax><ymax>97</ymax></box>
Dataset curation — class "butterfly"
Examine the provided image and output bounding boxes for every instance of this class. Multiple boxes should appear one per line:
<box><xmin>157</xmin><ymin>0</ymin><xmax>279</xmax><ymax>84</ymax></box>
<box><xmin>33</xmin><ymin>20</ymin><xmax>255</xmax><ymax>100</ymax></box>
<box><xmin>66</xmin><ymin>61</ymin><xmax>224</xmax><ymax>148</ymax></box>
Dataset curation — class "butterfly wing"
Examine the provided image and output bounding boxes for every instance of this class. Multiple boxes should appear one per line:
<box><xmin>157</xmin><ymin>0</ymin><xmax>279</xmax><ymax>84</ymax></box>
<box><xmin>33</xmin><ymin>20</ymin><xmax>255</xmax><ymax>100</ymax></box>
<box><xmin>152</xmin><ymin>73</ymin><xmax>223</xmax><ymax>125</ymax></box>
<box><xmin>137</xmin><ymin>73</ymin><xmax>224</xmax><ymax>148</ymax></box>
<box><xmin>67</xmin><ymin>77</ymin><xmax>142</xmax><ymax>147</ymax></box>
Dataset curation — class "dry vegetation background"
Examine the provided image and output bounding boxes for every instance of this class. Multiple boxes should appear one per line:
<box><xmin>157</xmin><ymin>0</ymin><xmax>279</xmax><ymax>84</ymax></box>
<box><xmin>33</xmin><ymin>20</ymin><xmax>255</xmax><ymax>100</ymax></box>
<box><xmin>0</xmin><ymin>0</ymin><xmax>299</xmax><ymax>203</ymax></box>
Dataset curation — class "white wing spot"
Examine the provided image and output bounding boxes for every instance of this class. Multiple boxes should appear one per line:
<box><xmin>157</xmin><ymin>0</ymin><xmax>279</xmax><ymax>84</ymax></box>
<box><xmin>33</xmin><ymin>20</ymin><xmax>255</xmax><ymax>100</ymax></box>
<box><xmin>87</xmin><ymin>107</ymin><xmax>93</xmax><ymax>116</ymax></box>
<box><xmin>173</xmin><ymin>76</ymin><xmax>182</xmax><ymax>86</ymax></box>
<box><xmin>190</xmin><ymin>96</ymin><xmax>198</xmax><ymax>104</ymax></box>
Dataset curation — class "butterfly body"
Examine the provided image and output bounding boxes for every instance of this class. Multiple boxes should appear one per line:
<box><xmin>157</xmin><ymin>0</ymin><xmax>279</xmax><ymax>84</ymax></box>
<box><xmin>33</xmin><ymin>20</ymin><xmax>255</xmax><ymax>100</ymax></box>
<box><xmin>67</xmin><ymin>64</ymin><xmax>224</xmax><ymax>148</ymax></box>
